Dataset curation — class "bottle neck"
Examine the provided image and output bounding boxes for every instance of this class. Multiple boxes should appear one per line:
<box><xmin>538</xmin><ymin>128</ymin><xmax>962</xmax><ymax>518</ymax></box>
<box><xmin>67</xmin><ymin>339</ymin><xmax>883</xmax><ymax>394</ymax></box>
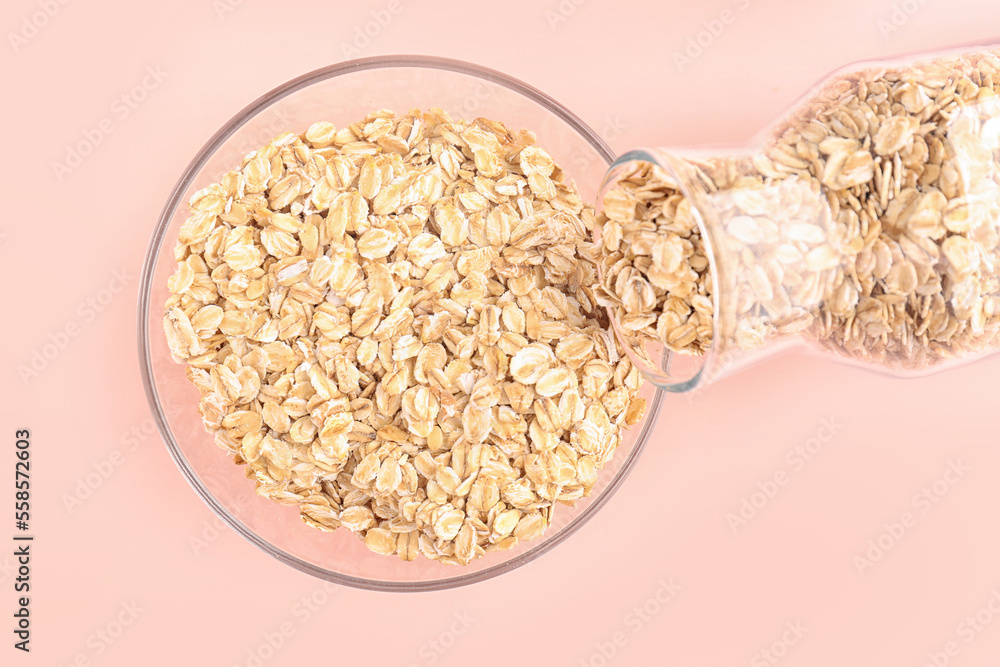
<box><xmin>599</xmin><ymin>149</ymin><xmax>842</xmax><ymax>392</ymax></box>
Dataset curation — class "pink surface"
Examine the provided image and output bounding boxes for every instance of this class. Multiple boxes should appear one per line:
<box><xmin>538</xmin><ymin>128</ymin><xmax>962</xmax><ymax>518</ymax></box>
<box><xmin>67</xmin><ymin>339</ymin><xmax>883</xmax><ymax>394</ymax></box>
<box><xmin>3</xmin><ymin>0</ymin><xmax>1000</xmax><ymax>665</ymax></box>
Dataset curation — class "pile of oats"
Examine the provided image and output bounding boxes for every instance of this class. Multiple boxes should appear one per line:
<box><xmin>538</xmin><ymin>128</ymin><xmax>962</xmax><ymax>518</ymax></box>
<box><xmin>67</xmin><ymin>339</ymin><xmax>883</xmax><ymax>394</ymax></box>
<box><xmin>598</xmin><ymin>49</ymin><xmax>1000</xmax><ymax>371</ymax></box>
<box><xmin>163</xmin><ymin>108</ymin><xmax>646</xmax><ymax>564</ymax></box>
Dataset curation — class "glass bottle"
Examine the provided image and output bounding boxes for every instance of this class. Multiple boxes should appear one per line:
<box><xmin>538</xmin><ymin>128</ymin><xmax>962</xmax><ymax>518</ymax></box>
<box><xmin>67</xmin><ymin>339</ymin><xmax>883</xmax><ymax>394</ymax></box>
<box><xmin>595</xmin><ymin>43</ymin><xmax>1000</xmax><ymax>392</ymax></box>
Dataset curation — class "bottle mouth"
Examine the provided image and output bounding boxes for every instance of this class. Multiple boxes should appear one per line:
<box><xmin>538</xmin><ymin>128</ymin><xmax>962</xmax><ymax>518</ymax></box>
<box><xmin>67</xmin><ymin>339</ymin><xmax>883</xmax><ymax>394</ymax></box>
<box><xmin>594</xmin><ymin>149</ymin><xmax>722</xmax><ymax>393</ymax></box>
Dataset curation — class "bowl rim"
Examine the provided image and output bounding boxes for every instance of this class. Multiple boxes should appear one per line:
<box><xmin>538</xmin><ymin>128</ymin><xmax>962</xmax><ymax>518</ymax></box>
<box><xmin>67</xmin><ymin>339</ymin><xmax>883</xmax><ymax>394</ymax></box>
<box><xmin>138</xmin><ymin>54</ymin><xmax>664</xmax><ymax>592</ymax></box>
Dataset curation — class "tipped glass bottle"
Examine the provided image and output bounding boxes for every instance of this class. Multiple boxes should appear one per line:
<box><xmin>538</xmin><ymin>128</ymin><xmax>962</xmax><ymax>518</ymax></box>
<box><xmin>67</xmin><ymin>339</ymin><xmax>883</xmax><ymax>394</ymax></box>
<box><xmin>595</xmin><ymin>43</ymin><xmax>1000</xmax><ymax>392</ymax></box>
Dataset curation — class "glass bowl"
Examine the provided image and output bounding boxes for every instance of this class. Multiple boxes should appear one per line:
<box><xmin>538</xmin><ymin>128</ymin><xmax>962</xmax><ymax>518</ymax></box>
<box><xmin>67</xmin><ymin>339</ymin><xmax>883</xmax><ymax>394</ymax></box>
<box><xmin>138</xmin><ymin>55</ymin><xmax>665</xmax><ymax>591</ymax></box>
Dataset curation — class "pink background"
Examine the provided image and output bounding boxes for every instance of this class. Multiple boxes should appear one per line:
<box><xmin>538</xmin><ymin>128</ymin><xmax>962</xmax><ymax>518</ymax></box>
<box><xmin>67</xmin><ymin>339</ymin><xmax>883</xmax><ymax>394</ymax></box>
<box><xmin>4</xmin><ymin>0</ymin><xmax>1000</xmax><ymax>665</ymax></box>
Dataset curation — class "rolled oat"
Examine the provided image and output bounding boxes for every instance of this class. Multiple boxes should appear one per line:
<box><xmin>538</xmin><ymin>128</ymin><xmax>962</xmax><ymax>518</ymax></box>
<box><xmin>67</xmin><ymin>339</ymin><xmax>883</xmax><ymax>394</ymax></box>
<box><xmin>164</xmin><ymin>108</ymin><xmax>646</xmax><ymax>564</ymax></box>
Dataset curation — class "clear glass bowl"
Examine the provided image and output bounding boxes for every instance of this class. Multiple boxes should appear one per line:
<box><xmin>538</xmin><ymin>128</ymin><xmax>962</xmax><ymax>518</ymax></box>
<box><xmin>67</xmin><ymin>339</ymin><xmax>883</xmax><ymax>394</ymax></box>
<box><xmin>138</xmin><ymin>55</ymin><xmax>665</xmax><ymax>591</ymax></box>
